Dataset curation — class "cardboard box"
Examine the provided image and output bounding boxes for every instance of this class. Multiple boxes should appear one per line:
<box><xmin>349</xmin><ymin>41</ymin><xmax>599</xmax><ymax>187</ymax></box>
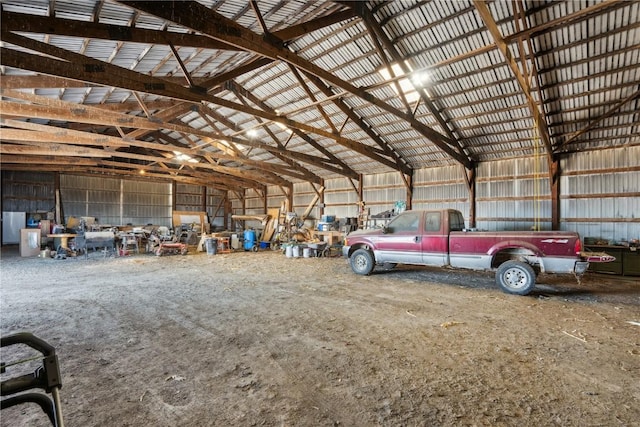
<box><xmin>20</xmin><ymin>228</ymin><xmax>41</xmax><ymax>257</ymax></box>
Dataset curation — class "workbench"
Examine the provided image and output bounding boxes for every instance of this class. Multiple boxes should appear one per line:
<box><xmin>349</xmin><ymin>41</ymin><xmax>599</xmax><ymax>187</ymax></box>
<box><xmin>585</xmin><ymin>245</ymin><xmax>640</xmax><ymax>276</ymax></box>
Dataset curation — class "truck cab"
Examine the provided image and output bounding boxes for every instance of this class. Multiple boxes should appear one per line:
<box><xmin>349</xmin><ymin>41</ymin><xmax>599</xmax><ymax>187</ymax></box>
<box><xmin>344</xmin><ymin>209</ymin><xmax>464</xmax><ymax>268</ymax></box>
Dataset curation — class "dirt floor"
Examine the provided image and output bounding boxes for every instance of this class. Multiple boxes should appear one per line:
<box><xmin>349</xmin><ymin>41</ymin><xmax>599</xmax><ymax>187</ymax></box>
<box><xmin>1</xmin><ymin>245</ymin><xmax>639</xmax><ymax>426</ymax></box>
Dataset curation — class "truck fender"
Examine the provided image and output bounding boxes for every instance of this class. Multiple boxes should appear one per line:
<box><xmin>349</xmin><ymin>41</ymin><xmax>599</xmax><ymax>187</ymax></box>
<box><xmin>346</xmin><ymin>242</ymin><xmax>373</xmax><ymax>258</ymax></box>
<box><xmin>488</xmin><ymin>240</ymin><xmax>543</xmax><ymax>257</ymax></box>
<box><xmin>488</xmin><ymin>240</ymin><xmax>542</xmax><ymax>268</ymax></box>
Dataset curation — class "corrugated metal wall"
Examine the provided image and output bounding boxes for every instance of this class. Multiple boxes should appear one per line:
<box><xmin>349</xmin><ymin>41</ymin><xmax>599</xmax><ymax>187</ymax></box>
<box><xmin>324</xmin><ymin>177</ymin><xmax>359</xmax><ymax>219</ymax></box>
<box><xmin>363</xmin><ymin>172</ymin><xmax>406</xmax><ymax>216</ymax></box>
<box><xmin>476</xmin><ymin>157</ymin><xmax>551</xmax><ymax>231</ymax></box>
<box><xmin>244</xmin><ymin>188</ymin><xmax>264</xmax><ymax>216</ymax></box>
<box><xmin>174</xmin><ymin>184</ymin><xmax>229</xmax><ymax>229</ymax></box>
<box><xmin>205</xmin><ymin>186</ymin><xmax>226</xmax><ymax>230</ymax></box>
<box><xmin>267</xmin><ymin>185</ymin><xmax>287</xmax><ymax>213</ymax></box>
<box><xmin>561</xmin><ymin>146</ymin><xmax>640</xmax><ymax>243</ymax></box>
<box><xmin>1</xmin><ymin>171</ymin><xmax>55</xmax><ymax>213</ymax></box>
<box><xmin>413</xmin><ymin>166</ymin><xmax>470</xmax><ymax>220</ymax></box>
<box><xmin>60</xmin><ymin>174</ymin><xmax>172</xmax><ymax>226</ymax></box>
<box><xmin>175</xmin><ymin>183</ymin><xmax>203</xmax><ymax>212</ymax></box>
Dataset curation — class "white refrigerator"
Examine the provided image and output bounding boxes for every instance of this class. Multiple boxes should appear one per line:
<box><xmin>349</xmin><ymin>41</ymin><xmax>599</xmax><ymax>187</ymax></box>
<box><xmin>2</xmin><ymin>212</ymin><xmax>27</xmax><ymax>245</ymax></box>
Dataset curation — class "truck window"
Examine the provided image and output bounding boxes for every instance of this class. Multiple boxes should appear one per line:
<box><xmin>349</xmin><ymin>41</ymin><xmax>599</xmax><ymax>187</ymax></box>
<box><xmin>425</xmin><ymin>212</ymin><xmax>441</xmax><ymax>232</ymax></box>
<box><xmin>448</xmin><ymin>211</ymin><xmax>465</xmax><ymax>231</ymax></box>
<box><xmin>388</xmin><ymin>211</ymin><xmax>421</xmax><ymax>232</ymax></box>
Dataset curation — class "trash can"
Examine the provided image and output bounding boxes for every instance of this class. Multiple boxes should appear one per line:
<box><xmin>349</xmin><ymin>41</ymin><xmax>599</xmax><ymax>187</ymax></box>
<box><xmin>206</xmin><ymin>238</ymin><xmax>218</xmax><ymax>255</ymax></box>
<box><xmin>243</xmin><ymin>229</ymin><xmax>256</xmax><ymax>251</ymax></box>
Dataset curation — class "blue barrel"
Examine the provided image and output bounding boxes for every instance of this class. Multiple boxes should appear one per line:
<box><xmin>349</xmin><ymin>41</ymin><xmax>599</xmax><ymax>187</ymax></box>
<box><xmin>243</xmin><ymin>229</ymin><xmax>256</xmax><ymax>251</ymax></box>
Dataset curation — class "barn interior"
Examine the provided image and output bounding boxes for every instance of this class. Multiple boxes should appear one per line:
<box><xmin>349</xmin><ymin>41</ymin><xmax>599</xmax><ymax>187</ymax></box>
<box><xmin>1</xmin><ymin>1</ymin><xmax>639</xmax><ymax>425</ymax></box>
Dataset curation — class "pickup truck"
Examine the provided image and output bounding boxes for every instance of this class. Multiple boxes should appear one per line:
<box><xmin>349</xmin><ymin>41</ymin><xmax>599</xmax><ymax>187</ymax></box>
<box><xmin>342</xmin><ymin>209</ymin><xmax>614</xmax><ymax>295</ymax></box>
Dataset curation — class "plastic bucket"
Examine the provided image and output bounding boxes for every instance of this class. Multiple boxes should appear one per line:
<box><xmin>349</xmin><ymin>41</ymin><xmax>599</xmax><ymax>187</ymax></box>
<box><xmin>303</xmin><ymin>247</ymin><xmax>310</xmax><ymax>258</ymax></box>
<box><xmin>285</xmin><ymin>245</ymin><xmax>293</xmax><ymax>258</ymax></box>
<box><xmin>292</xmin><ymin>245</ymin><xmax>301</xmax><ymax>258</ymax></box>
<box><xmin>206</xmin><ymin>238</ymin><xmax>218</xmax><ymax>255</ymax></box>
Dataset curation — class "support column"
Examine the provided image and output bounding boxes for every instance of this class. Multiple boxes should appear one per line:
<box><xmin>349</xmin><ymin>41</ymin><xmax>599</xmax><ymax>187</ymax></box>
<box><xmin>464</xmin><ymin>164</ymin><xmax>477</xmax><ymax>228</ymax></box>
<box><xmin>319</xmin><ymin>179</ymin><xmax>325</xmax><ymax>218</ymax></box>
<box><xmin>403</xmin><ymin>172</ymin><xmax>413</xmax><ymax>210</ymax></box>
<box><xmin>263</xmin><ymin>185</ymin><xmax>268</xmax><ymax>214</ymax></box>
<box><xmin>223</xmin><ymin>193</ymin><xmax>230</xmax><ymax>231</ymax></box>
<box><xmin>550</xmin><ymin>158</ymin><xmax>561</xmax><ymax>230</ymax></box>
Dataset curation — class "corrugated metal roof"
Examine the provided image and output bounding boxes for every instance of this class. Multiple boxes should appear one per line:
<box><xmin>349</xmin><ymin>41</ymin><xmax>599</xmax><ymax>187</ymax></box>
<box><xmin>1</xmin><ymin>0</ymin><xmax>638</xmax><ymax>190</ymax></box>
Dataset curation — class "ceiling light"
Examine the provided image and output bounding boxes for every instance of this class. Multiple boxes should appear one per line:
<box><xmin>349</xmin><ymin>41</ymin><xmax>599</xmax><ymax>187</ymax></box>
<box><xmin>173</xmin><ymin>151</ymin><xmax>198</xmax><ymax>164</ymax></box>
<box><xmin>247</xmin><ymin>129</ymin><xmax>258</xmax><ymax>138</ymax></box>
<box><xmin>379</xmin><ymin>62</ymin><xmax>420</xmax><ymax>103</ymax></box>
<box><xmin>410</xmin><ymin>71</ymin><xmax>431</xmax><ymax>87</ymax></box>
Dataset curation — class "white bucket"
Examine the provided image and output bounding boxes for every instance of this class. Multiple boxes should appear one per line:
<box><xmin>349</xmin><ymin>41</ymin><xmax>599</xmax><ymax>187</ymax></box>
<box><xmin>292</xmin><ymin>245</ymin><xmax>300</xmax><ymax>258</ymax></box>
<box><xmin>285</xmin><ymin>245</ymin><xmax>293</xmax><ymax>257</ymax></box>
<box><xmin>303</xmin><ymin>247</ymin><xmax>310</xmax><ymax>258</ymax></box>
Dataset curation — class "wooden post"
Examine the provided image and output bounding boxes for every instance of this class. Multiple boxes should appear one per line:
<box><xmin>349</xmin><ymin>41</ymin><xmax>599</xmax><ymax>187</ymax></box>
<box><xmin>54</xmin><ymin>172</ymin><xmax>62</xmax><ymax>224</ymax></box>
<box><xmin>287</xmin><ymin>185</ymin><xmax>293</xmax><ymax>215</ymax></box>
<box><xmin>403</xmin><ymin>172</ymin><xmax>413</xmax><ymax>210</ymax></box>
<box><xmin>171</xmin><ymin>181</ymin><xmax>177</xmax><ymax>212</ymax></box>
<box><xmin>319</xmin><ymin>179</ymin><xmax>325</xmax><ymax>219</ymax></box>
<box><xmin>263</xmin><ymin>185</ymin><xmax>268</xmax><ymax>215</ymax></box>
<box><xmin>550</xmin><ymin>158</ymin><xmax>560</xmax><ymax>230</ymax></box>
<box><xmin>464</xmin><ymin>164</ymin><xmax>476</xmax><ymax>228</ymax></box>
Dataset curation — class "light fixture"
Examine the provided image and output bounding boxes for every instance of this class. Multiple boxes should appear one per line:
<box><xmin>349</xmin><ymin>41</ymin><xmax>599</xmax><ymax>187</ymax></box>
<box><xmin>378</xmin><ymin>62</ymin><xmax>420</xmax><ymax>103</ymax></box>
<box><xmin>410</xmin><ymin>70</ymin><xmax>431</xmax><ymax>87</ymax></box>
<box><xmin>172</xmin><ymin>151</ymin><xmax>198</xmax><ymax>164</ymax></box>
<box><xmin>247</xmin><ymin>129</ymin><xmax>258</xmax><ymax>138</ymax></box>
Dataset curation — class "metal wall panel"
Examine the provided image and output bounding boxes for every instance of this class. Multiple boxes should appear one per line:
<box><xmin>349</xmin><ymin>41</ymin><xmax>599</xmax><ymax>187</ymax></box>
<box><xmin>412</xmin><ymin>166</ymin><xmax>470</xmax><ymax>224</ymax></box>
<box><xmin>1</xmin><ymin>171</ymin><xmax>55</xmax><ymax>213</ymax></box>
<box><xmin>475</xmin><ymin>158</ymin><xmax>551</xmax><ymax>231</ymax></box>
<box><xmin>175</xmin><ymin>183</ymin><xmax>203</xmax><ymax>212</ymax></box>
<box><xmin>561</xmin><ymin>146</ymin><xmax>640</xmax><ymax>242</ymax></box>
<box><xmin>59</xmin><ymin>175</ymin><xmax>172</xmax><ymax>227</ymax></box>
<box><xmin>205</xmin><ymin>187</ymin><xmax>226</xmax><ymax>229</ymax></box>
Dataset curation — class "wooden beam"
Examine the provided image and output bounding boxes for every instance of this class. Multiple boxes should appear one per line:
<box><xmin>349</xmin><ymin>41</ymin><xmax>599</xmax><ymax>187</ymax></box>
<box><xmin>0</xmin><ymin>143</ymin><xmax>111</xmax><ymax>157</ymax></box>
<box><xmin>118</xmin><ymin>1</ymin><xmax>464</xmax><ymax>168</ymax></box>
<box><xmin>301</xmin><ymin>71</ymin><xmax>413</xmax><ymax>175</ymax></box>
<box><xmin>227</xmin><ymin>81</ymin><xmax>358</xmax><ymax>179</ymax></box>
<box><xmin>473</xmin><ymin>0</ymin><xmax>554</xmax><ymax>159</ymax></box>
<box><xmin>345</xmin><ymin>2</ymin><xmax>469</xmax><ymax>163</ymax></box>
<box><xmin>1</xmin><ymin>9</ymin><xmax>239</xmax><ymax>50</ymax></box>
<box><xmin>0</xmin><ymin>41</ymin><xmax>397</xmax><ymax>173</ymax></box>
<box><xmin>557</xmin><ymin>88</ymin><xmax>640</xmax><ymax>150</ymax></box>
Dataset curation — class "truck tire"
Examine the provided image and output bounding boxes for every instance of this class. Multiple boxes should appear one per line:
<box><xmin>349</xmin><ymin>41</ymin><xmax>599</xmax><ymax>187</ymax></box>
<box><xmin>350</xmin><ymin>248</ymin><xmax>375</xmax><ymax>275</ymax></box>
<box><xmin>496</xmin><ymin>260</ymin><xmax>536</xmax><ymax>295</ymax></box>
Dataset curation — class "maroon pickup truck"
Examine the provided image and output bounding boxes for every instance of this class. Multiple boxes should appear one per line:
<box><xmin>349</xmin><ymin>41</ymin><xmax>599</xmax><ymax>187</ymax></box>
<box><xmin>342</xmin><ymin>209</ymin><xmax>614</xmax><ymax>295</ymax></box>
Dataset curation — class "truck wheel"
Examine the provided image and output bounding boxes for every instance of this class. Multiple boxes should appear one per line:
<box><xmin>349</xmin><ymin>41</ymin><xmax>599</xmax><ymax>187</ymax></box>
<box><xmin>350</xmin><ymin>249</ymin><xmax>375</xmax><ymax>275</ymax></box>
<box><xmin>496</xmin><ymin>261</ymin><xmax>536</xmax><ymax>295</ymax></box>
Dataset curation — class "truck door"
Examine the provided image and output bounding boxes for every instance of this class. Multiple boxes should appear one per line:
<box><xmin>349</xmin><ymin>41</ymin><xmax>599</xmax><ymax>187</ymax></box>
<box><xmin>421</xmin><ymin>211</ymin><xmax>448</xmax><ymax>266</ymax></box>
<box><xmin>375</xmin><ymin>211</ymin><xmax>423</xmax><ymax>264</ymax></box>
